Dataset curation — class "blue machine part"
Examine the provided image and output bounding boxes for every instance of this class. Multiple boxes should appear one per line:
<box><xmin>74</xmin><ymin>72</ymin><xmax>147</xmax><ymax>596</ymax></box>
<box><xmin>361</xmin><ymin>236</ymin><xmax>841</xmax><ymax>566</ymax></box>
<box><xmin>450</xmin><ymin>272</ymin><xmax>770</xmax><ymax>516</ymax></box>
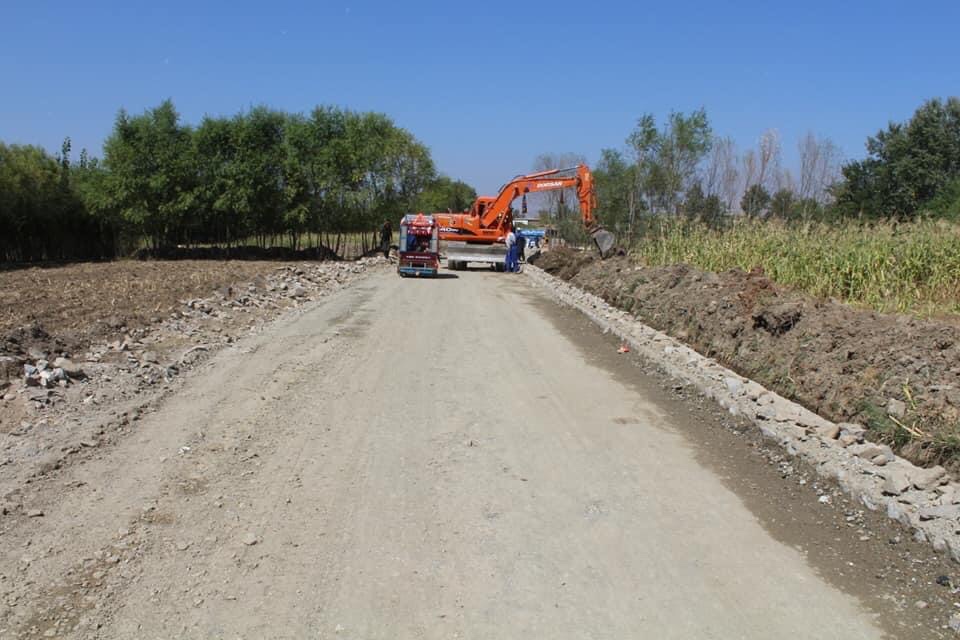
<box><xmin>517</xmin><ymin>229</ymin><xmax>546</xmax><ymax>238</ymax></box>
<box><xmin>399</xmin><ymin>266</ymin><xmax>437</xmax><ymax>277</ymax></box>
<box><xmin>517</xmin><ymin>228</ymin><xmax>545</xmax><ymax>248</ymax></box>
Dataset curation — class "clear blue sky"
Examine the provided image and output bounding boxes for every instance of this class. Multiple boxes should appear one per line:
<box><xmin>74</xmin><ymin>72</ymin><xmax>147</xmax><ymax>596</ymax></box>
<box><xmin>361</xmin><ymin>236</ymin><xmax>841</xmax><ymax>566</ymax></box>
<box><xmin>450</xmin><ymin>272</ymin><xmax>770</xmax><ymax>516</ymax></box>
<box><xmin>2</xmin><ymin>0</ymin><xmax>957</xmax><ymax>194</ymax></box>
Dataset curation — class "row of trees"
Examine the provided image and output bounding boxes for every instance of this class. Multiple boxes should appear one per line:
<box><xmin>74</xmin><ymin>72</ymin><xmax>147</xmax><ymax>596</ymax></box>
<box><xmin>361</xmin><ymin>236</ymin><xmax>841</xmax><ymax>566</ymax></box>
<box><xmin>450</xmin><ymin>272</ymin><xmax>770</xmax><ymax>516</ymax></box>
<box><xmin>1</xmin><ymin>100</ymin><xmax>475</xmax><ymax>262</ymax></box>
<box><xmin>583</xmin><ymin>110</ymin><xmax>845</xmax><ymax>235</ymax></box>
<box><xmin>541</xmin><ymin>97</ymin><xmax>958</xmax><ymax>238</ymax></box>
<box><xmin>0</xmin><ymin>139</ymin><xmax>116</xmax><ymax>262</ymax></box>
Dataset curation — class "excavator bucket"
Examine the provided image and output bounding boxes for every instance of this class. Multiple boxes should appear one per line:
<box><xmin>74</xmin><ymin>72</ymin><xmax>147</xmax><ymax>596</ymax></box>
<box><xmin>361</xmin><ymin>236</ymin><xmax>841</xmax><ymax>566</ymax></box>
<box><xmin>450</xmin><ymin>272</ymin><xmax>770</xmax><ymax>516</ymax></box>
<box><xmin>592</xmin><ymin>228</ymin><xmax>616</xmax><ymax>259</ymax></box>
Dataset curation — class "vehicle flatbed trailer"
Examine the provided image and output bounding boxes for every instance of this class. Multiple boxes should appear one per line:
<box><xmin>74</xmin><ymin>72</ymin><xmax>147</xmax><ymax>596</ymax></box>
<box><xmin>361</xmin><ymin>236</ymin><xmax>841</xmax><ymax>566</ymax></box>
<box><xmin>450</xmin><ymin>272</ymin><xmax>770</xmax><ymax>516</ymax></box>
<box><xmin>443</xmin><ymin>241</ymin><xmax>507</xmax><ymax>271</ymax></box>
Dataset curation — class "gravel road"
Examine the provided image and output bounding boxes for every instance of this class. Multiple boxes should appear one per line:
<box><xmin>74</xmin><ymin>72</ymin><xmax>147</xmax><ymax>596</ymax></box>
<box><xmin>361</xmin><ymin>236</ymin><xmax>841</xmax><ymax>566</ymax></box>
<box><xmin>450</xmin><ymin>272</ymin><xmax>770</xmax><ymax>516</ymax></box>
<box><xmin>1</xmin><ymin>269</ymin><xmax>899</xmax><ymax>638</ymax></box>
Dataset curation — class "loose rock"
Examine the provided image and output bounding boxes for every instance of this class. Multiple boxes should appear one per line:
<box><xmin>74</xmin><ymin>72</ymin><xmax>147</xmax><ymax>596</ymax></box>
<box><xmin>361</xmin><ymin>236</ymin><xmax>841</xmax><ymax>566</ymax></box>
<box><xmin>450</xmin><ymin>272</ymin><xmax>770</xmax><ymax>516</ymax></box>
<box><xmin>913</xmin><ymin>465</ymin><xmax>948</xmax><ymax>490</ymax></box>
<box><xmin>881</xmin><ymin>466</ymin><xmax>912</xmax><ymax>496</ymax></box>
<box><xmin>950</xmin><ymin>612</ymin><xmax>960</xmax><ymax>633</ymax></box>
<box><xmin>886</xmin><ymin>398</ymin><xmax>906</xmax><ymax>418</ymax></box>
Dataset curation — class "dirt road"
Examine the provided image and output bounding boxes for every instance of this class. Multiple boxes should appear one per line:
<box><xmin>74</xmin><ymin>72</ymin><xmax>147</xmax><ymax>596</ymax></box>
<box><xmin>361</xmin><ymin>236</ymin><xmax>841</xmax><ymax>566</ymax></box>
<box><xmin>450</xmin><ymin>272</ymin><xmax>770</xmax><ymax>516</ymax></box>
<box><xmin>1</xmin><ymin>269</ymin><xmax>903</xmax><ymax>638</ymax></box>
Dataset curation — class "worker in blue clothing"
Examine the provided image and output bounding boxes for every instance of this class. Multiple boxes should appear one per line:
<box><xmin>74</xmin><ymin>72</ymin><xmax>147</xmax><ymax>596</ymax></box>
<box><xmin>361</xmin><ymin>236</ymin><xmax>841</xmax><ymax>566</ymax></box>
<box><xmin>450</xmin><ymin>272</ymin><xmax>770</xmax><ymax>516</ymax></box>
<box><xmin>504</xmin><ymin>225</ymin><xmax>518</xmax><ymax>272</ymax></box>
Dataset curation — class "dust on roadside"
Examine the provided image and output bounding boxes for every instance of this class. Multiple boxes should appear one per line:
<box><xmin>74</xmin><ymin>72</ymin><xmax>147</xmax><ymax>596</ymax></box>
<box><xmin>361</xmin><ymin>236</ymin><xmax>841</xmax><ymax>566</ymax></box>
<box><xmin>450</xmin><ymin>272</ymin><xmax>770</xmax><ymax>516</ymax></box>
<box><xmin>533</xmin><ymin>248</ymin><xmax>960</xmax><ymax>472</ymax></box>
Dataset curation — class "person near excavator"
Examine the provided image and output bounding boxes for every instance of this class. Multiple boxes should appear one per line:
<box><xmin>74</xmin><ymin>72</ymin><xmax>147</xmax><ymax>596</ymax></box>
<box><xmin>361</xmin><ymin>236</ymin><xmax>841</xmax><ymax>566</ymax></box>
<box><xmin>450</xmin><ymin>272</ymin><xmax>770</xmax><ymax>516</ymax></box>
<box><xmin>505</xmin><ymin>225</ymin><xmax>518</xmax><ymax>272</ymax></box>
<box><xmin>379</xmin><ymin>220</ymin><xmax>392</xmax><ymax>259</ymax></box>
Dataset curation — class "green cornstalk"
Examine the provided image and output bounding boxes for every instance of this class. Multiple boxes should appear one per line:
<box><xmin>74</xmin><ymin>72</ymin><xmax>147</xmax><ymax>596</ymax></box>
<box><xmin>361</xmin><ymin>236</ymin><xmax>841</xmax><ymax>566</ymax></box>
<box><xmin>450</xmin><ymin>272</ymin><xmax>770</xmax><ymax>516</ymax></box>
<box><xmin>631</xmin><ymin>218</ymin><xmax>960</xmax><ymax>316</ymax></box>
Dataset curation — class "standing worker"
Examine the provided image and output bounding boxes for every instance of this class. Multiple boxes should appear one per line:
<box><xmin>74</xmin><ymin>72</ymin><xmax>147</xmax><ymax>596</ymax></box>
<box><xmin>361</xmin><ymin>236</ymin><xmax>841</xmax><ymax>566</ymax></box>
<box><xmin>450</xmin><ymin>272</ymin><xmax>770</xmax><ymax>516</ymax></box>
<box><xmin>379</xmin><ymin>219</ymin><xmax>392</xmax><ymax>259</ymax></box>
<box><xmin>504</xmin><ymin>225</ymin><xmax>517</xmax><ymax>272</ymax></box>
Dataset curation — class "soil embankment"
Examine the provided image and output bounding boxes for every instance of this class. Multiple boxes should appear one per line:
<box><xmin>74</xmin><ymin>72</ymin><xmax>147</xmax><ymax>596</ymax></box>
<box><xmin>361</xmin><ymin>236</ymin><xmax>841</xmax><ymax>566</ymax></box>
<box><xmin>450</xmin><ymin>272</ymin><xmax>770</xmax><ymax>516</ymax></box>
<box><xmin>534</xmin><ymin>248</ymin><xmax>960</xmax><ymax>469</ymax></box>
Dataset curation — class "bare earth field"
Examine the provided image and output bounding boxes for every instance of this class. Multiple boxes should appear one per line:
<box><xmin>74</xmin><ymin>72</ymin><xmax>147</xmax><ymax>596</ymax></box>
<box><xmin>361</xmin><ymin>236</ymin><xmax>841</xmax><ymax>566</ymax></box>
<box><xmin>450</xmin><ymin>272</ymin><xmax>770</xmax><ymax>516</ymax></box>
<box><xmin>1</xmin><ymin>260</ymin><xmax>960</xmax><ymax>638</ymax></box>
<box><xmin>0</xmin><ymin>257</ymin><xmax>386</xmax><ymax>501</ymax></box>
<box><xmin>0</xmin><ymin>260</ymin><xmax>346</xmax><ymax>362</ymax></box>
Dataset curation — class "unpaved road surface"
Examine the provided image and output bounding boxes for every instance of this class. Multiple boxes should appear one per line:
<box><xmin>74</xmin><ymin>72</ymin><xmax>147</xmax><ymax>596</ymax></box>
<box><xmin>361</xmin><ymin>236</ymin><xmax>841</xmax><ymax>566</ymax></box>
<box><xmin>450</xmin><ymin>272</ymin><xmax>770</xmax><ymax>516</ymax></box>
<box><xmin>3</xmin><ymin>269</ymin><xmax>936</xmax><ymax>638</ymax></box>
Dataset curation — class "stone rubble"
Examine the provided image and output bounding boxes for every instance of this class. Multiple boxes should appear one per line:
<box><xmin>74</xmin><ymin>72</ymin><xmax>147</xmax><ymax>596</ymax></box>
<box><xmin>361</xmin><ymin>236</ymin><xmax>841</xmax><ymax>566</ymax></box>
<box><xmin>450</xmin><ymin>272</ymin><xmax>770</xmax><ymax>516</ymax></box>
<box><xmin>525</xmin><ymin>263</ymin><xmax>960</xmax><ymax>565</ymax></box>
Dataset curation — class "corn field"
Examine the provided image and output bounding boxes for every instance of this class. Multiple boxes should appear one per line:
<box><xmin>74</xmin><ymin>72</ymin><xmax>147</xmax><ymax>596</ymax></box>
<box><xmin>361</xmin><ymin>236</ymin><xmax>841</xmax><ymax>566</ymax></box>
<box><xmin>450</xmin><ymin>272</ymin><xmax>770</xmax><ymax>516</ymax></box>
<box><xmin>632</xmin><ymin>218</ymin><xmax>960</xmax><ymax>316</ymax></box>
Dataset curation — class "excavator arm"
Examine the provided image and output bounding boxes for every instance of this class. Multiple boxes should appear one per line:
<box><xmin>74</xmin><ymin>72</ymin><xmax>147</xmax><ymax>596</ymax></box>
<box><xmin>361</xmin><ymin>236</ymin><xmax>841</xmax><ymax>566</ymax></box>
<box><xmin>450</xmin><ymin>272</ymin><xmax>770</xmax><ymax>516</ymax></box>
<box><xmin>478</xmin><ymin>164</ymin><xmax>598</xmax><ymax>229</ymax></box>
<box><xmin>477</xmin><ymin>164</ymin><xmax>614</xmax><ymax>258</ymax></box>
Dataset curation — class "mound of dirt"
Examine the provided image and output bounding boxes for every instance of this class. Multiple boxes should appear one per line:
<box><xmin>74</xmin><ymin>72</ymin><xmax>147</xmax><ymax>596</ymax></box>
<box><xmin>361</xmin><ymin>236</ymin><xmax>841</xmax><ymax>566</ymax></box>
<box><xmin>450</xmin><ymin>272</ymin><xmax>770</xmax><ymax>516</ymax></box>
<box><xmin>534</xmin><ymin>248</ymin><xmax>960</xmax><ymax>468</ymax></box>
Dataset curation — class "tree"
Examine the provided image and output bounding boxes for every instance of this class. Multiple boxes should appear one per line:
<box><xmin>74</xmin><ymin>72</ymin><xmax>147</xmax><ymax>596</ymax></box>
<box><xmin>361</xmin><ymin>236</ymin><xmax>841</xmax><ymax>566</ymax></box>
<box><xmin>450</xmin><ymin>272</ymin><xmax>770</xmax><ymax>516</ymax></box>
<box><xmin>703</xmin><ymin>136</ymin><xmax>739</xmax><ymax>212</ymax></box>
<box><xmin>415</xmin><ymin>176</ymin><xmax>476</xmax><ymax>213</ymax></box>
<box><xmin>739</xmin><ymin>129</ymin><xmax>782</xmax><ymax>210</ymax></box>
<box><xmin>769</xmin><ymin>189</ymin><xmax>796</xmax><ymax>219</ymax></box>
<box><xmin>593</xmin><ymin>148</ymin><xmax>636</xmax><ymax>232</ymax></box>
<box><xmin>282</xmin><ymin>106</ymin><xmax>435</xmax><ymax>253</ymax></box>
<box><xmin>755</xmin><ymin>129</ymin><xmax>781</xmax><ymax>193</ymax></box>
<box><xmin>73</xmin><ymin>151</ymin><xmax>120</xmax><ymax>255</ymax></box>
<box><xmin>927</xmin><ymin>177</ymin><xmax>960</xmax><ymax>219</ymax></box>
<box><xmin>0</xmin><ymin>139</ymin><xmax>115</xmax><ymax>261</ymax></box>
<box><xmin>797</xmin><ymin>132</ymin><xmax>841</xmax><ymax>208</ymax></box>
<box><xmin>683</xmin><ymin>181</ymin><xmax>724</xmax><ymax>225</ymax></box>
<box><xmin>835</xmin><ymin>97</ymin><xmax>960</xmax><ymax>218</ymax></box>
<box><xmin>741</xmin><ymin>184</ymin><xmax>771</xmax><ymax>218</ymax></box>
<box><xmin>234</xmin><ymin>107</ymin><xmax>287</xmax><ymax>246</ymax></box>
<box><xmin>627</xmin><ymin>109</ymin><xmax>713</xmax><ymax>214</ymax></box>
<box><xmin>0</xmin><ymin>143</ymin><xmax>60</xmax><ymax>260</ymax></box>
<box><xmin>102</xmin><ymin>100</ymin><xmax>196</xmax><ymax>249</ymax></box>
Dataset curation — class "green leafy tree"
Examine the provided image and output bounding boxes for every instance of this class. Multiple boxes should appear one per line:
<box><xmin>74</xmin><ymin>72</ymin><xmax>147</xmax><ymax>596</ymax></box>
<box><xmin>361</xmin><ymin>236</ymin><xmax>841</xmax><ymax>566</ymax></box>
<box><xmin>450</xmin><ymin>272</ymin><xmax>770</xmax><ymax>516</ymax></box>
<box><xmin>835</xmin><ymin>97</ymin><xmax>960</xmax><ymax>218</ymax></box>
<box><xmin>193</xmin><ymin>114</ymin><xmax>242</xmax><ymax>245</ymax></box>
<box><xmin>73</xmin><ymin>151</ymin><xmax>121</xmax><ymax>255</ymax></box>
<box><xmin>415</xmin><ymin>176</ymin><xmax>477</xmax><ymax>213</ymax></box>
<box><xmin>282</xmin><ymin>106</ymin><xmax>435</xmax><ymax>253</ymax></box>
<box><xmin>0</xmin><ymin>140</ymin><xmax>112</xmax><ymax>261</ymax></box>
<box><xmin>683</xmin><ymin>181</ymin><xmax>724</xmax><ymax>226</ymax></box>
<box><xmin>593</xmin><ymin>148</ymin><xmax>637</xmax><ymax>233</ymax></box>
<box><xmin>741</xmin><ymin>184</ymin><xmax>771</xmax><ymax>218</ymax></box>
<box><xmin>627</xmin><ymin>108</ymin><xmax>713</xmax><ymax>214</ymax></box>
<box><xmin>234</xmin><ymin>107</ymin><xmax>287</xmax><ymax>247</ymax></box>
<box><xmin>769</xmin><ymin>188</ymin><xmax>796</xmax><ymax>219</ymax></box>
<box><xmin>102</xmin><ymin>100</ymin><xmax>196</xmax><ymax>249</ymax></box>
<box><xmin>927</xmin><ymin>177</ymin><xmax>960</xmax><ymax>219</ymax></box>
<box><xmin>0</xmin><ymin>143</ymin><xmax>54</xmax><ymax>260</ymax></box>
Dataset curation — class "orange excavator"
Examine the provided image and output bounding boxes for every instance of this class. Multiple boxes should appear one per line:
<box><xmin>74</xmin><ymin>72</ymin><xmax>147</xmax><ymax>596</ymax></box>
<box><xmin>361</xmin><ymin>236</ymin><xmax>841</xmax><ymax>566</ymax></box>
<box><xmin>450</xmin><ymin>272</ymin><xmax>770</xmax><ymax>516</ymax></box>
<box><xmin>434</xmin><ymin>164</ymin><xmax>615</xmax><ymax>270</ymax></box>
